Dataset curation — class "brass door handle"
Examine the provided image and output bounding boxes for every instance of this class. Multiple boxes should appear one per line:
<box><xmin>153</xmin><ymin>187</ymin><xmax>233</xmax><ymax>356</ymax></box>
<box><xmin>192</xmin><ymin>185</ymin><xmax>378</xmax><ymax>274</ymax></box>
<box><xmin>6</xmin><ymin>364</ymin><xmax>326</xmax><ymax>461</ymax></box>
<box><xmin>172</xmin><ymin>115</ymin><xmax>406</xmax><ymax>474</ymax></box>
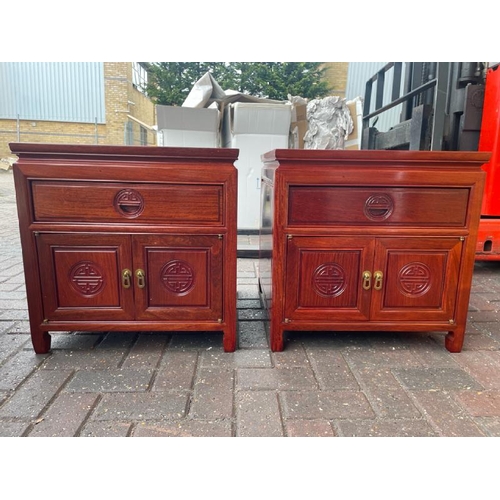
<box><xmin>135</xmin><ymin>269</ymin><xmax>146</xmax><ymax>289</ymax></box>
<box><xmin>374</xmin><ymin>271</ymin><xmax>383</xmax><ymax>290</ymax></box>
<box><xmin>121</xmin><ymin>269</ymin><xmax>132</xmax><ymax>289</ymax></box>
<box><xmin>362</xmin><ymin>271</ymin><xmax>372</xmax><ymax>290</ymax></box>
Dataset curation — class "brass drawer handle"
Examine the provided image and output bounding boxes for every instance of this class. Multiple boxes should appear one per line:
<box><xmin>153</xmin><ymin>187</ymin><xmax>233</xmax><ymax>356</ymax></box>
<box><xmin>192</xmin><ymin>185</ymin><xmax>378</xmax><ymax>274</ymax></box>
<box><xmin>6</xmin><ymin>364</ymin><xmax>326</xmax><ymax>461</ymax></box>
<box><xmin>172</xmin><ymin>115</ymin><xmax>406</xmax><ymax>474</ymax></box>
<box><xmin>374</xmin><ymin>271</ymin><xmax>383</xmax><ymax>290</ymax></box>
<box><xmin>122</xmin><ymin>269</ymin><xmax>132</xmax><ymax>289</ymax></box>
<box><xmin>135</xmin><ymin>269</ymin><xmax>146</xmax><ymax>289</ymax></box>
<box><xmin>362</xmin><ymin>271</ymin><xmax>372</xmax><ymax>290</ymax></box>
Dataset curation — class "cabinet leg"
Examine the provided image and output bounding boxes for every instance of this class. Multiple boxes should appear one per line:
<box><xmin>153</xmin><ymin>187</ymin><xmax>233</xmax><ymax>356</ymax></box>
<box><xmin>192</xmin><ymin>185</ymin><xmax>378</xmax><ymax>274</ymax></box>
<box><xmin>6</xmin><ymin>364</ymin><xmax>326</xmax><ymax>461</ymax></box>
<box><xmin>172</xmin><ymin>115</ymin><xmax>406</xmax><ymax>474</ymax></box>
<box><xmin>31</xmin><ymin>329</ymin><xmax>51</xmax><ymax>354</ymax></box>
<box><xmin>223</xmin><ymin>326</ymin><xmax>236</xmax><ymax>353</ymax></box>
<box><xmin>270</xmin><ymin>319</ymin><xmax>284</xmax><ymax>352</ymax></box>
<box><xmin>445</xmin><ymin>328</ymin><xmax>464</xmax><ymax>353</ymax></box>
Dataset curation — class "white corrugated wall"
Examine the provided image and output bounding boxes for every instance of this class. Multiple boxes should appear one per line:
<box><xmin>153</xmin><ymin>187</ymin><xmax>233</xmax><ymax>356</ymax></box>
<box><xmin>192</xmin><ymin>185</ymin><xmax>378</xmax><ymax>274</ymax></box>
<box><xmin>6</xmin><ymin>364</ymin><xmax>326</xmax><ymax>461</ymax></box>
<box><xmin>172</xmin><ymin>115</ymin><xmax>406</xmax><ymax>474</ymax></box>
<box><xmin>345</xmin><ymin>62</ymin><xmax>406</xmax><ymax>133</ymax></box>
<box><xmin>0</xmin><ymin>62</ymin><xmax>105</xmax><ymax>123</ymax></box>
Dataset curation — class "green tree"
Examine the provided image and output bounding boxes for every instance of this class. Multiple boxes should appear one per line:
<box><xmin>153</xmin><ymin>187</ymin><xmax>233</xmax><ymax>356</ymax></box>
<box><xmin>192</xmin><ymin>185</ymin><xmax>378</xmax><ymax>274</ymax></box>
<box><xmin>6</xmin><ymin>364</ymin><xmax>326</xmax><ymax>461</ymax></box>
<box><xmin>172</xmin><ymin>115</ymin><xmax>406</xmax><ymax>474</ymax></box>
<box><xmin>146</xmin><ymin>62</ymin><xmax>331</xmax><ymax>106</ymax></box>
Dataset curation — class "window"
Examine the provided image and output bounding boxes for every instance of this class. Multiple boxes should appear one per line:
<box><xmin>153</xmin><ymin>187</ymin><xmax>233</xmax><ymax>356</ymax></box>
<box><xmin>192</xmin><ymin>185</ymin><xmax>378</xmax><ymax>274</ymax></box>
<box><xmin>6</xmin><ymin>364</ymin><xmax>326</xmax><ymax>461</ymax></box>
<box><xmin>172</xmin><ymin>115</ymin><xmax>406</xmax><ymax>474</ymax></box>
<box><xmin>125</xmin><ymin>121</ymin><xmax>134</xmax><ymax>145</ymax></box>
<box><xmin>133</xmin><ymin>63</ymin><xmax>148</xmax><ymax>94</ymax></box>
<box><xmin>140</xmin><ymin>126</ymin><xmax>147</xmax><ymax>146</ymax></box>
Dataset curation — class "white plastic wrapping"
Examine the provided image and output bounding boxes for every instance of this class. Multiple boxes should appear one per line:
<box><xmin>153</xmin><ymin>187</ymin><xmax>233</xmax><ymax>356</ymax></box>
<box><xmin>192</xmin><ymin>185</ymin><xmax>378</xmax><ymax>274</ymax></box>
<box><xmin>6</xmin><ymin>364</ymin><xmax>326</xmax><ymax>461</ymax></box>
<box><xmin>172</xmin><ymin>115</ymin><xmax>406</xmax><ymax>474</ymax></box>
<box><xmin>304</xmin><ymin>96</ymin><xmax>354</xmax><ymax>149</ymax></box>
<box><xmin>182</xmin><ymin>72</ymin><xmax>226</xmax><ymax>108</ymax></box>
<box><xmin>182</xmin><ymin>71</ymin><xmax>287</xmax><ymax>109</ymax></box>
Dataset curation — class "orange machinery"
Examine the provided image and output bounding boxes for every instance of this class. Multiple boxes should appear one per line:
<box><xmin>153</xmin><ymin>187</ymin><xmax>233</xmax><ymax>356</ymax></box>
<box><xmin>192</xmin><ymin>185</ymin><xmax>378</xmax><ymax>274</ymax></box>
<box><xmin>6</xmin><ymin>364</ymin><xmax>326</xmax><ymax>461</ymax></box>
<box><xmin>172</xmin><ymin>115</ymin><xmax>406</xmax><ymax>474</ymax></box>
<box><xmin>476</xmin><ymin>64</ymin><xmax>500</xmax><ymax>260</ymax></box>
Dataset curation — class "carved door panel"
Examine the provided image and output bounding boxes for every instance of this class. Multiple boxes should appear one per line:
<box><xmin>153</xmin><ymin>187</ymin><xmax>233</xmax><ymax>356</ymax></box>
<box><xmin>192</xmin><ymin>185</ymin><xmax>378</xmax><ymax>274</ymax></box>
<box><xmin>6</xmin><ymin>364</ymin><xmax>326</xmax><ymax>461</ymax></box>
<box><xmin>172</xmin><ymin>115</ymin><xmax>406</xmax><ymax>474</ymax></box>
<box><xmin>284</xmin><ymin>236</ymin><xmax>375</xmax><ymax>321</ymax></box>
<box><xmin>133</xmin><ymin>235</ymin><xmax>223</xmax><ymax>321</ymax></box>
<box><xmin>36</xmin><ymin>233</ymin><xmax>134</xmax><ymax>321</ymax></box>
<box><xmin>370</xmin><ymin>237</ymin><xmax>462</xmax><ymax>322</ymax></box>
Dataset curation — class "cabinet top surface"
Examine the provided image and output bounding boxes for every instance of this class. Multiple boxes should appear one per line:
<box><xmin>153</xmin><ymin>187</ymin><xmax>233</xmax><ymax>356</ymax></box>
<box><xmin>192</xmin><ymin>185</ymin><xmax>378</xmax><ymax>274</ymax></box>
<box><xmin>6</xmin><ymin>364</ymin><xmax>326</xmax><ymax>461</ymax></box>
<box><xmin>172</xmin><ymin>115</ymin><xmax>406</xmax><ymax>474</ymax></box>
<box><xmin>262</xmin><ymin>148</ymin><xmax>491</xmax><ymax>166</ymax></box>
<box><xmin>9</xmin><ymin>143</ymin><xmax>239</xmax><ymax>162</ymax></box>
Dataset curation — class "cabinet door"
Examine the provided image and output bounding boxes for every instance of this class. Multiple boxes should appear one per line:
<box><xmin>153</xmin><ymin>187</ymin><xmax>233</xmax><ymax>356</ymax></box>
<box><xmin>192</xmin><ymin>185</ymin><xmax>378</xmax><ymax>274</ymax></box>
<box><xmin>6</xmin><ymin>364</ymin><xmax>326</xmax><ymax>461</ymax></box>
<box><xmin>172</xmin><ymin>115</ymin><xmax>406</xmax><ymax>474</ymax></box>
<box><xmin>133</xmin><ymin>235</ymin><xmax>223</xmax><ymax>321</ymax></box>
<box><xmin>36</xmin><ymin>233</ymin><xmax>134</xmax><ymax>321</ymax></box>
<box><xmin>370</xmin><ymin>237</ymin><xmax>462</xmax><ymax>322</ymax></box>
<box><xmin>284</xmin><ymin>236</ymin><xmax>375</xmax><ymax>321</ymax></box>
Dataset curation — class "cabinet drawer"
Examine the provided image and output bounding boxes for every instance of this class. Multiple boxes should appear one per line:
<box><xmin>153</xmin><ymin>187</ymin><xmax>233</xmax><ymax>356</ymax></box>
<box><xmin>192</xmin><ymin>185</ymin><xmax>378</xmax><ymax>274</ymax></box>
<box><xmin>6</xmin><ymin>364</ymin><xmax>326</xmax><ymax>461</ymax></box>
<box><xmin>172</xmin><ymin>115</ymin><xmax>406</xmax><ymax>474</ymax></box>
<box><xmin>288</xmin><ymin>186</ymin><xmax>469</xmax><ymax>227</ymax></box>
<box><xmin>32</xmin><ymin>181</ymin><xmax>223</xmax><ymax>225</ymax></box>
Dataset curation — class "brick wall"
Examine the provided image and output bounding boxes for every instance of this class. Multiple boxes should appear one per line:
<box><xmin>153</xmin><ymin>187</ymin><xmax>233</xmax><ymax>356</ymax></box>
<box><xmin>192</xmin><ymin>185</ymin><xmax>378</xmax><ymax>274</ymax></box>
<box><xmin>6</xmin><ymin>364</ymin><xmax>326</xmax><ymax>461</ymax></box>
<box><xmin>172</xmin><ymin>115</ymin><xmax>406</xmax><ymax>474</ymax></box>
<box><xmin>322</xmin><ymin>62</ymin><xmax>349</xmax><ymax>98</ymax></box>
<box><xmin>103</xmin><ymin>62</ymin><xmax>130</xmax><ymax>145</ymax></box>
<box><xmin>104</xmin><ymin>62</ymin><xmax>156</xmax><ymax>147</ymax></box>
<box><xmin>0</xmin><ymin>119</ymin><xmax>106</xmax><ymax>158</ymax></box>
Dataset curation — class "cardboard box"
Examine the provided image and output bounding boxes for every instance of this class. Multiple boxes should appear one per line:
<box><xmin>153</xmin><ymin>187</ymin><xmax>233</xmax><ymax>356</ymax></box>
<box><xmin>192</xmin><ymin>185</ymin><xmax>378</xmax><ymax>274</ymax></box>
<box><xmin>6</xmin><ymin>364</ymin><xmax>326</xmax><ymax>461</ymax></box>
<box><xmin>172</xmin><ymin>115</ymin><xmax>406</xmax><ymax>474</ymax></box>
<box><xmin>345</xmin><ymin>97</ymin><xmax>363</xmax><ymax>150</ymax></box>
<box><xmin>156</xmin><ymin>105</ymin><xmax>220</xmax><ymax>147</ymax></box>
<box><xmin>222</xmin><ymin>102</ymin><xmax>291</xmax><ymax>230</ymax></box>
<box><xmin>291</xmin><ymin>103</ymin><xmax>307</xmax><ymax>123</ymax></box>
<box><xmin>290</xmin><ymin>120</ymin><xmax>308</xmax><ymax>149</ymax></box>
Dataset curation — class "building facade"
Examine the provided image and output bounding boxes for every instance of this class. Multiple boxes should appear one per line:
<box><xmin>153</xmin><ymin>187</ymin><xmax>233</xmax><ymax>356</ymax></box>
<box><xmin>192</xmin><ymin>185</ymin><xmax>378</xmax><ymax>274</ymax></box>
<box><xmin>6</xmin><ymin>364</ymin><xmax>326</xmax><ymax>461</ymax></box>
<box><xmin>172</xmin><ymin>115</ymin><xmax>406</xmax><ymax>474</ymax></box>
<box><xmin>0</xmin><ymin>62</ymin><xmax>156</xmax><ymax>160</ymax></box>
<box><xmin>322</xmin><ymin>62</ymin><xmax>349</xmax><ymax>98</ymax></box>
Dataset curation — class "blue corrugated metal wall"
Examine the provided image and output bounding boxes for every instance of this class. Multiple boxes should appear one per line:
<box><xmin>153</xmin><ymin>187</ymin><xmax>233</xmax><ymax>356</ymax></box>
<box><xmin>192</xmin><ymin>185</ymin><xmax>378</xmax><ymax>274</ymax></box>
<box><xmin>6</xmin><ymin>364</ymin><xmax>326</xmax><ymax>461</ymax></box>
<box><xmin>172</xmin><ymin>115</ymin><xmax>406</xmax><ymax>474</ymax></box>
<box><xmin>0</xmin><ymin>62</ymin><xmax>105</xmax><ymax>123</ymax></box>
<box><xmin>345</xmin><ymin>62</ymin><xmax>406</xmax><ymax>133</ymax></box>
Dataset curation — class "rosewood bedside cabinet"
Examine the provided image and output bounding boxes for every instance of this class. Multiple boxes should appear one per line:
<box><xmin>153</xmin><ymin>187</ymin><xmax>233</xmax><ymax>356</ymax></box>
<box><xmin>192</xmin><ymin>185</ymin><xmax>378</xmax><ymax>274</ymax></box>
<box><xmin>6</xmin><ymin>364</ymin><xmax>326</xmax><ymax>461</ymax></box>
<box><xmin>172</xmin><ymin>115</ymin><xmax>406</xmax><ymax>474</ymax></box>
<box><xmin>11</xmin><ymin>143</ymin><xmax>238</xmax><ymax>353</ymax></box>
<box><xmin>259</xmin><ymin>149</ymin><xmax>489</xmax><ymax>353</ymax></box>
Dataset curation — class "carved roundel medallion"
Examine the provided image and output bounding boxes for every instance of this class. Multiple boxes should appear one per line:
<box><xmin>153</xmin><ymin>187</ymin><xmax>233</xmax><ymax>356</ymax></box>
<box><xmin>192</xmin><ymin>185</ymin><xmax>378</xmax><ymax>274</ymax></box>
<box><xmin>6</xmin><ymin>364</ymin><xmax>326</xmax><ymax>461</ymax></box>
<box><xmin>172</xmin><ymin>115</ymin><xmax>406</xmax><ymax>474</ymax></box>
<box><xmin>161</xmin><ymin>260</ymin><xmax>195</xmax><ymax>294</ymax></box>
<box><xmin>114</xmin><ymin>189</ymin><xmax>144</xmax><ymax>218</ymax></box>
<box><xmin>69</xmin><ymin>261</ymin><xmax>105</xmax><ymax>296</ymax></box>
<box><xmin>398</xmin><ymin>262</ymin><xmax>431</xmax><ymax>297</ymax></box>
<box><xmin>364</xmin><ymin>194</ymin><xmax>394</xmax><ymax>221</ymax></box>
<box><xmin>312</xmin><ymin>263</ymin><xmax>346</xmax><ymax>297</ymax></box>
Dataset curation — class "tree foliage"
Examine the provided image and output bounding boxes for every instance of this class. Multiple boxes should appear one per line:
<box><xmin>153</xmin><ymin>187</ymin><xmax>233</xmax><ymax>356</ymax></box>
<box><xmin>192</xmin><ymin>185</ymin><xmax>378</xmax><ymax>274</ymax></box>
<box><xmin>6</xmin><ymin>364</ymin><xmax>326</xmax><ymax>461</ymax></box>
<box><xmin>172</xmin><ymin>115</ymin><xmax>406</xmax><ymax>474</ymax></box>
<box><xmin>146</xmin><ymin>62</ymin><xmax>332</xmax><ymax>106</ymax></box>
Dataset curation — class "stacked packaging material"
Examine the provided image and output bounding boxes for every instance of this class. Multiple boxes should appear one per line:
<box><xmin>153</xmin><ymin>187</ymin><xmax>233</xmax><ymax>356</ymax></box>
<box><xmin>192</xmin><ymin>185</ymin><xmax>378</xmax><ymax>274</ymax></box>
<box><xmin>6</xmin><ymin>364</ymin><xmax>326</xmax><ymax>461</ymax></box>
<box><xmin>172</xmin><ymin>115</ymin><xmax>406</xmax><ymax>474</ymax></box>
<box><xmin>304</xmin><ymin>96</ymin><xmax>354</xmax><ymax>150</ymax></box>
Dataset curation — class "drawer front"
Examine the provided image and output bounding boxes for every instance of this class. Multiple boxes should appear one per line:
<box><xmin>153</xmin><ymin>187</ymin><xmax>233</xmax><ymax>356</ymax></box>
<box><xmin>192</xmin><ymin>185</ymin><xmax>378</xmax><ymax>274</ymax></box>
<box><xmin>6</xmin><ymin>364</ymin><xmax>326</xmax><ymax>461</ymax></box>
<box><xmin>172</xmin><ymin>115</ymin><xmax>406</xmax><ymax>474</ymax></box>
<box><xmin>288</xmin><ymin>186</ymin><xmax>469</xmax><ymax>227</ymax></box>
<box><xmin>32</xmin><ymin>181</ymin><xmax>223</xmax><ymax>225</ymax></box>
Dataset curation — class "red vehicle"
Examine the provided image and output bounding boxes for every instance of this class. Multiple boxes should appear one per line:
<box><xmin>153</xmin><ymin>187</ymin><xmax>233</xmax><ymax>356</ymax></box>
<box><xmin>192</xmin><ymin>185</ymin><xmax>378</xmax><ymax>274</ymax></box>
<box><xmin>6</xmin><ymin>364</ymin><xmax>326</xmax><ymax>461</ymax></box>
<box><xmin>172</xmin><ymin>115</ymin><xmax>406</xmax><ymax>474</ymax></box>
<box><xmin>476</xmin><ymin>64</ymin><xmax>500</xmax><ymax>260</ymax></box>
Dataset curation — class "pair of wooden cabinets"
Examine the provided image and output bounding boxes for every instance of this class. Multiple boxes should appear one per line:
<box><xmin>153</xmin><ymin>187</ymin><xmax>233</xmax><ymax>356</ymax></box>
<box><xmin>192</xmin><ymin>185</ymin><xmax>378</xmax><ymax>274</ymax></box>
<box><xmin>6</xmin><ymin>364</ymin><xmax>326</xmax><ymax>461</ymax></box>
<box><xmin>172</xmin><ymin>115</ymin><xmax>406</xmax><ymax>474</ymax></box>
<box><xmin>259</xmin><ymin>149</ymin><xmax>489</xmax><ymax>353</ymax></box>
<box><xmin>11</xmin><ymin>144</ymin><xmax>238</xmax><ymax>354</ymax></box>
<box><xmin>12</xmin><ymin>144</ymin><xmax>489</xmax><ymax>355</ymax></box>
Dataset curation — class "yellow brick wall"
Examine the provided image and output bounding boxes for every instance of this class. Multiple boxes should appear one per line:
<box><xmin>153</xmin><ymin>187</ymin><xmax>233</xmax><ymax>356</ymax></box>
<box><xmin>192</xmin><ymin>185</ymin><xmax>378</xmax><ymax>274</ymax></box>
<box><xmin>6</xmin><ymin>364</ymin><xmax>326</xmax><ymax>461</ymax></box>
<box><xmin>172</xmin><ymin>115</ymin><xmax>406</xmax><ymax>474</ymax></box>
<box><xmin>103</xmin><ymin>62</ymin><xmax>156</xmax><ymax>147</ymax></box>
<box><xmin>103</xmin><ymin>62</ymin><xmax>131</xmax><ymax>146</ymax></box>
<box><xmin>322</xmin><ymin>62</ymin><xmax>349</xmax><ymax>98</ymax></box>
<box><xmin>131</xmin><ymin>87</ymin><xmax>156</xmax><ymax>133</ymax></box>
<box><xmin>0</xmin><ymin>119</ymin><xmax>106</xmax><ymax>158</ymax></box>
<box><xmin>0</xmin><ymin>62</ymin><xmax>157</xmax><ymax>160</ymax></box>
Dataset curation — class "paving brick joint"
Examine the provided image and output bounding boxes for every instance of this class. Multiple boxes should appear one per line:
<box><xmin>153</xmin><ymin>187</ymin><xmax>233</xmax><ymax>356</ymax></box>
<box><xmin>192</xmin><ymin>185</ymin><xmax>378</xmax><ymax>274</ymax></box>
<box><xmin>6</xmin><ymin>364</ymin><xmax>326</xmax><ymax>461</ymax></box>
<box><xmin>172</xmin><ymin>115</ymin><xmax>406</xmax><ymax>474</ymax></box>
<box><xmin>2</xmin><ymin>169</ymin><xmax>500</xmax><ymax>437</ymax></box>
